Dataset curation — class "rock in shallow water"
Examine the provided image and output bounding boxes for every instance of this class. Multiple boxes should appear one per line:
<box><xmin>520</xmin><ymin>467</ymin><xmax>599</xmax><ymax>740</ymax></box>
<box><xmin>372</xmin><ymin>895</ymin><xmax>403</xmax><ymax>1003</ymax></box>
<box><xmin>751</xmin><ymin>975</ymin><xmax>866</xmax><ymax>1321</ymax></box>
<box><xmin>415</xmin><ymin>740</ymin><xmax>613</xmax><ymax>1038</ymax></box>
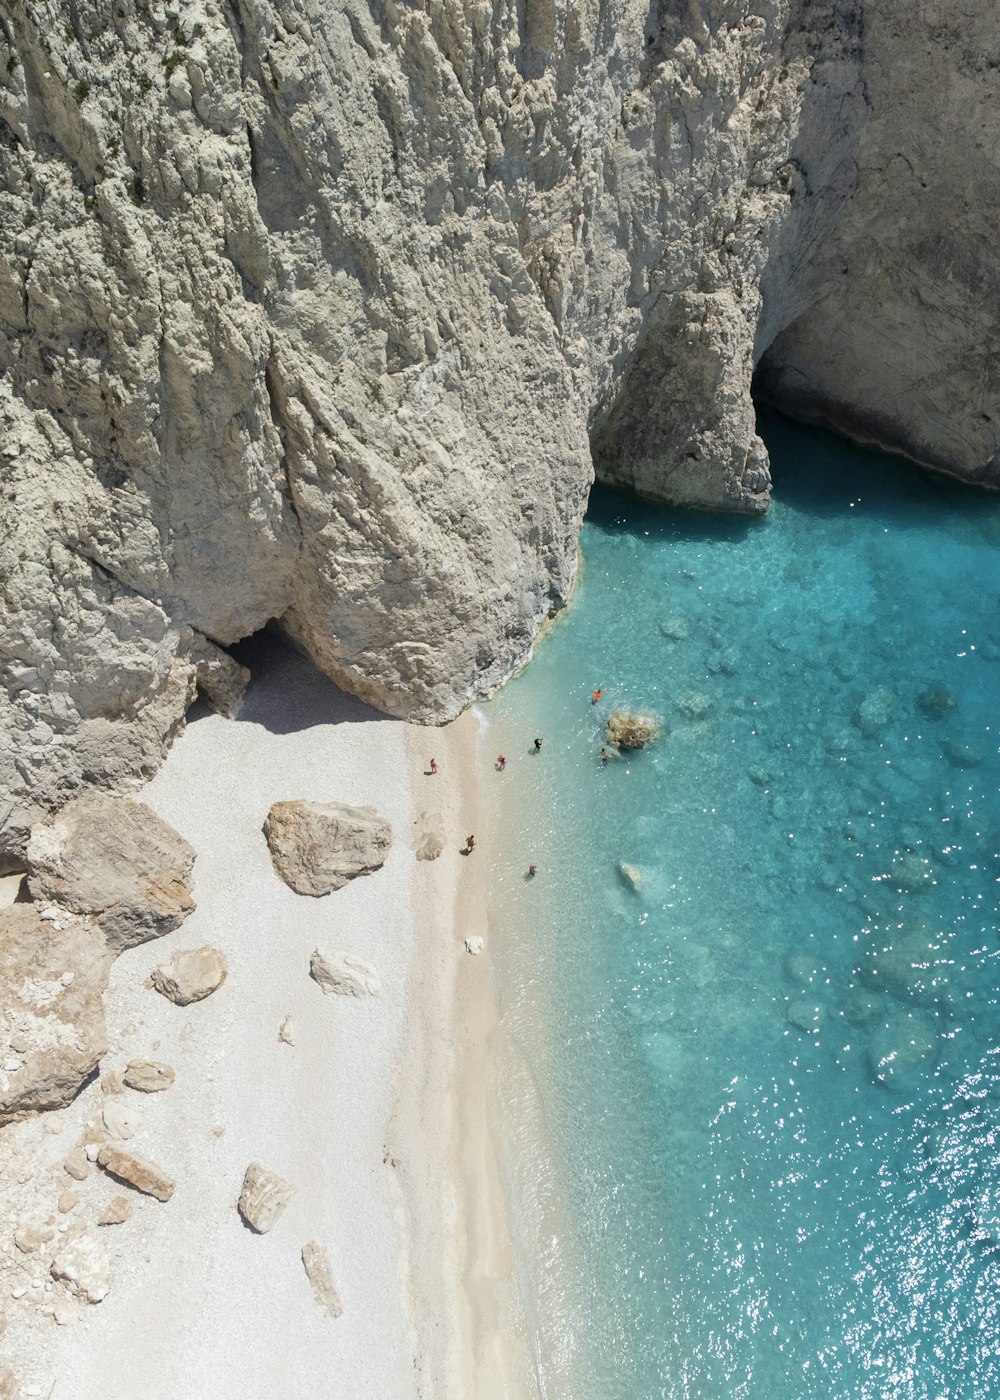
<box><xmin>607</xmin><ymin>710</ymin><xmax>661</xmax><ymax>750</ymax></box>
<box><xmin>263</xmin><ymin>801</ymin><xmax>392</xmax><ymax>896</ymax></box>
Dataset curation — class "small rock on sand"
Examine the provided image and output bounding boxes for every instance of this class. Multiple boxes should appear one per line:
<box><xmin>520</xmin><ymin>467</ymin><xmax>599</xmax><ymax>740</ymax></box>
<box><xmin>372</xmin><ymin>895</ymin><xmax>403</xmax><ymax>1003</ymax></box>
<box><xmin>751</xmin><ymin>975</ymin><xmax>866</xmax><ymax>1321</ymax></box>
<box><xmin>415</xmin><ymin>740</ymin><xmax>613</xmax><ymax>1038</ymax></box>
<box><xmin>50</xmin><ymin>1231</ymin><xmax>110</xmax><ymax>1304</ymax></box>
<box><xmin>98</xmin><ymin>1196</ymin><xmax>132</xmax><ymax>1227</ymax></box>
<box><xmin>310</xmin><ymin>949</ymin><xmax>381</xmax><ymax>998</ymax></box>
<box><xmin>302</xmin><ymin>1241</ymin><xmax>343</xmax><ymax>1319</ymax></box>
<box><xmin>123</xmin><ymin>1059</ymin><xmax>175</xmax><ymax>1093</ymax></box>
<box><xmin>102</xmin><ymin>1100</ymin><xmax>140</xmax><ymax>1140</ymax></box>
<box><xmin>237</xmin><ymin>1163</ymin><xmax>294</xmax><ymax>1234</ymax></box>
<box><xmin>464</xmin><ymin>936</ymin><xmax>485</xmax><ymax>956</ymax></box>
<box><xmin>278</xmin><ymin>1016</ymin><xmax>295</xmax><ymax>1045</ymax></box>
<box><xmin>63</xmin><ymin>1147</ymin><xmax>89</xmax><ymax>1181</ymax></box>
<box><xmin>57</xmin><ymin>1191</ymin><xmax>79</xmax><ymax>1214</ymax></box>
<box><xmin>151</xmin><ymin>945</ymin><xmax>227</xmax><ymax>1005</ymax></box>
<box><xmin>263</xmin><ymin>800</ymin><xmax>392</xmax><ymax>896</ymax></box>
<box><xmin>97</xmin><ymin>1144</ymin><xmax>174</xmax><ymax>1201</ymax></box>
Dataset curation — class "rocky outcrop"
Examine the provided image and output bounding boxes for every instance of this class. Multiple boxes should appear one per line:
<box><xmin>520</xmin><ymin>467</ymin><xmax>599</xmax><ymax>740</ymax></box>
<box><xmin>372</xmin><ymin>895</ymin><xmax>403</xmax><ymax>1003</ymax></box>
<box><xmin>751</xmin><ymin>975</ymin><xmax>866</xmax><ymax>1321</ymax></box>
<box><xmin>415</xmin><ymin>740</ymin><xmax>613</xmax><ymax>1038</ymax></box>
<box><xmin>237</xmin><ymin>1162</ymin><xmax>294</xmax><ymax>1234</ymax></box>
<box><xmin>310</xmin><ymin>949</ymin><xmax>381</xmax><ymax>998</ymax></box>
<box><xmin>0</xmin><ymin>906</ymin><xmax>109</xmax><ymax>1124</ymax></box>
<box><xmin>150</xmin><ymin>945</ymin><xmax>228</xmax><ymax>1005</ymax></box>
<box><xmin>0</xmin><ymin>0</ymin><xmax>997</xmax><ymax>864</ymax></box>
<box><xmin>26</xmin><ymin>793</ymin><xmax>195</xmax><ymax>953</ymax></box>
<box><xmin>263</xmin><ymin>801</ymin><xmax>391</xmax><ymax>897</ymax></box>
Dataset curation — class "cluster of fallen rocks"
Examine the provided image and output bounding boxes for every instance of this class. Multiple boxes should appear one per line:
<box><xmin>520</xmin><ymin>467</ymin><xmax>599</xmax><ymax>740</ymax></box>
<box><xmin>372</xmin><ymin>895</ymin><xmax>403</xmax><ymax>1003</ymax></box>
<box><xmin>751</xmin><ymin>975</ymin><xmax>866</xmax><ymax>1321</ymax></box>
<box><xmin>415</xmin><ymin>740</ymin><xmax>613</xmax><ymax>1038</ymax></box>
<box><xmin>0</xmin><ymin>789</ymin><xmax>392</xmax><ymax>1373</ymax></box>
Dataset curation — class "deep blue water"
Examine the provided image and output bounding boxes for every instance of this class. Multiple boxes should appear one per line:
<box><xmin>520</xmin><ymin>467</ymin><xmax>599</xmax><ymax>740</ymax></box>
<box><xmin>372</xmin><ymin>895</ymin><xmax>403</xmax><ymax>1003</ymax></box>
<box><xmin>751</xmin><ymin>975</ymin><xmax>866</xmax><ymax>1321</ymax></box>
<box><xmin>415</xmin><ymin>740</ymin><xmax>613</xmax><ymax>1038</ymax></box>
<box><xmin>483</xmin><ymin>414</ymin><xmax>1000</xmax><ymax>1400</ymax></box>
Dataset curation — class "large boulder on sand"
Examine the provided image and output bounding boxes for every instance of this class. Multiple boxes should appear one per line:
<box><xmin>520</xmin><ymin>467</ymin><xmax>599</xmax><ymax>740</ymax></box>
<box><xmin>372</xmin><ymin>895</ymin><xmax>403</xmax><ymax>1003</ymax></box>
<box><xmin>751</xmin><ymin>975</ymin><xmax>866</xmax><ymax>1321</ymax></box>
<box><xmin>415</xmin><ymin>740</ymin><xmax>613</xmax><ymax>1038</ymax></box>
<box><xmin>0</xmin><ymin>906</ymin><xmax>110</xmax><ymax>1124</ymax></box>
<box><xmin>310</xmin><ymin>949</ymin><xmax>381</xmax><ymax>998</ymax></box>
<box><xmin>26</xmin><ymin>793</ymin><xmax>195</xmax><ymax>954</ymax></box>
<box><xmin>263</xmin><ymin>801</ymin><xmax>392</xmax><ymax>896</ymax></box>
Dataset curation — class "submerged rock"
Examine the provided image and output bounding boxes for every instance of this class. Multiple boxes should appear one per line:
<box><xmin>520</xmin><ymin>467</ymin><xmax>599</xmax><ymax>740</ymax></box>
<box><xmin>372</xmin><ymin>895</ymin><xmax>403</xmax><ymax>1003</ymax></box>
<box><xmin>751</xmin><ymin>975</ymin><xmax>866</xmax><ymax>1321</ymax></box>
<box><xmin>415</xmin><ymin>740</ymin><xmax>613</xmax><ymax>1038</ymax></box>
<box><xmin>675</xmin><ymin>691</ymin><xmax>712</xmax><ymax>720</ymax></box>
<box><xmin>263</xmin><ymin>801</ymin><xmax>392</xmax><ymax>896</ymax></box>
<box><xmin>617</xmin><ymin>862</ymin><xmax>643</xmax><ymax>893</ymax></box>
<box><xmin>916</xmin><ymin>684</ymin><xmax>957</xmax><ymax>719</ymax></box>
<box><xmin>658</xmin><ymin>616</ymin><xmax>690</xmax><ymax>642</ymax></box>
<box><xmin>940</xmin><ymin>733</ymin><xmax>984</xmax><ymax>769</ymax></box>
<box><xmin>852</xmin><ymin>687</ymin><xmax>897</xmax><ymax>738</ymax></box>
<box><xmin>866</xmin><ymin>1014</ymin><xmax>939</xmax><ymax>1091</ymax></box>
<box><xmin>26</xmin><ymin>793</ymin><xmax>195</xmax><ymax>954</ymax></box>
<box><xmin>0</xmin><ymin>906</ymin><xmax>110</xmax><ymax>1125</ymax></box>
<box><xmin>786</xmin><ymin>1000</ymin><xmax>823</xmax><ymax>1034</ymax></box>
<box><xmin>607</xmin><ymin>710</ymin><xmax>661</xmax><ymax>750</ymax></box>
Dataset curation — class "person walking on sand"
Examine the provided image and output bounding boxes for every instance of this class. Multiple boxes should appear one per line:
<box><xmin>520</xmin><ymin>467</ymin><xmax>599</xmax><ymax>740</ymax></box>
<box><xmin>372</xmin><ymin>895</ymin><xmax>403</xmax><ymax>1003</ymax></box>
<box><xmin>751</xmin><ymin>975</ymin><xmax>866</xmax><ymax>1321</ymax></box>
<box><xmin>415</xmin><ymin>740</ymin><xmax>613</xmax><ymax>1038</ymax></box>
<box><xmin>465</xmin><ymin>834</ymin><xmax>476</xmax><ymax>852</ymax></box>
<box><xmin>527</xmin><ymin>864</ymin><xmax>537</xmax><ymax>878</ymax></box>
<box><xmin>429</xmin><ymin>758</ymin><xmax>438</xmax><ymax>774</ymax></box>
<box><xmin>497</xmin><ymin>755</ymin><xmax>506</xmax><ymax>770</ymax></box>
<box><xmin>534</xmin><ymin>737</ymin><xmax>543</xmax><ymax>752</ymax></box>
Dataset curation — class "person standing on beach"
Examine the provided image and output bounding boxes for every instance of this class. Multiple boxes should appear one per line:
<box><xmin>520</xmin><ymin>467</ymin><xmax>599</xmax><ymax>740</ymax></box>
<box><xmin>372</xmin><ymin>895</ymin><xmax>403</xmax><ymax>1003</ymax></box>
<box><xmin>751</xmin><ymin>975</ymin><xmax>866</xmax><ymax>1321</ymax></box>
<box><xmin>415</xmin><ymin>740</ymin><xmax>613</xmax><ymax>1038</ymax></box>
<box><xmin>527</xmin><ymin>864</ymin><xmax>537</xmax><ymax>877</ymax></box>
<box><xmin>465</xmin><ymin>834</ymin><xmax>476</xmax><ymax>852</ymax></box>
<box><xmin>534</xmin><ymin>737</ymin><xmax>543</xmax><ymax>752</ymax></box>
<box><xmin>429</xmin><ymin>758</ymin><xmax>438</xmax><ymax>774</ymax></box>
<box><xmin>497</xmin><ymin>755</ymin><xmax>506</xmax><ymax>770</ymax></box>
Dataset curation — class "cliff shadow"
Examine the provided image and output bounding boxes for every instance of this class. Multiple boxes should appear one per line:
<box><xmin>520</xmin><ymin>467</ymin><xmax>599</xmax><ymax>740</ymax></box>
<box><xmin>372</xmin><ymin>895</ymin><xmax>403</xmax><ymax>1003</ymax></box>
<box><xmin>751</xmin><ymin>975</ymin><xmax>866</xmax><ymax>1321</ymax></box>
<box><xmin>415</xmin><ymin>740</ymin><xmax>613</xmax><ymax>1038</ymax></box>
<box><xmin>209</xmin><ymin>629</ymin><xmax>392</xmax><ymax>734</ymax></box>
<box><xmin>585</xmin><ymin>482</ymin><xmax>764</xmax><ymax>550</ymax></box>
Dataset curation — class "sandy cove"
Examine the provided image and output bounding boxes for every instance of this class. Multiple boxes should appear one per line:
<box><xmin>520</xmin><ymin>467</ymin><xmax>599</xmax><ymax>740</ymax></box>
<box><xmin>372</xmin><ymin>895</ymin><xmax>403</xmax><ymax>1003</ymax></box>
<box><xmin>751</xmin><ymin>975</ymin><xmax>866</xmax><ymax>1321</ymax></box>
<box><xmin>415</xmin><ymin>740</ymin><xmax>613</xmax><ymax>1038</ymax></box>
<box><xmin>0</xmin><ymin>635</ymin><xmax>534</xmax><ymax>1400</ymax></box>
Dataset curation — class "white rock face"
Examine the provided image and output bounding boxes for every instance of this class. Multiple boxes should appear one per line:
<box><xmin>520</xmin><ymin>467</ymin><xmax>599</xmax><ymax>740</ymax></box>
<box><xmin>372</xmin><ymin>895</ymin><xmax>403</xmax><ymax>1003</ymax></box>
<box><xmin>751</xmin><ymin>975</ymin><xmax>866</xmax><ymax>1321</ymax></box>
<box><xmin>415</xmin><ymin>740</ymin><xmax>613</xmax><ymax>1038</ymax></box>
<box><xmin>0</xmin><ymin>0</ymin><xmax>996</xmax><ymax>867</ymax></box>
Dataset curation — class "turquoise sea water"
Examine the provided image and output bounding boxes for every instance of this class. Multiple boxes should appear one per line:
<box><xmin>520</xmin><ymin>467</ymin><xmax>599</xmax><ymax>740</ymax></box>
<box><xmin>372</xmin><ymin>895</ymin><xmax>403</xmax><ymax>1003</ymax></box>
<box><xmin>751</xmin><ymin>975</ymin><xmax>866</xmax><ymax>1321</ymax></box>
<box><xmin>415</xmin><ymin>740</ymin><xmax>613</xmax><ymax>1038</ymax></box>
<box><xmin>483</xmin><ymin>414</ymin><xmax>1000</xmax><ymax>1400</ymax></box>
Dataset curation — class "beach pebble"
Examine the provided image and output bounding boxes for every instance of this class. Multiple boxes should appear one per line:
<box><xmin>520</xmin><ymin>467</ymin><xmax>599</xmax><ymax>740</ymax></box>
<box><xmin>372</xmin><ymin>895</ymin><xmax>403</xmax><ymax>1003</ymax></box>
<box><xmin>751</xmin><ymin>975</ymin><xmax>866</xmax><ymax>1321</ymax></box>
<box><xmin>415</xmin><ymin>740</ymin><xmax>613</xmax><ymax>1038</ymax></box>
<box><xmin>151</xmin><ymin>945</ymin><xmax>228</xmax><ymax>1005</ymax></box>
<box><xmin>278</xmin><ymin>1016</ymin><xmax>295</xmax><ymax>1045</ymax></box>
<box><xmin>237</xmin><ymin>1163</ymin><xmax>294</xmax><ymax>1234</ymax></box>
<box><xmin>63</xmin><ymin>1148</ymin><xmax>89</xmax><ymax>1181</ymax></box>
<box><xmin>103</xmin><ymin>1100</ymin><xmax>140</xmax><ymax>1140</ymax></box>
<box><xmin>57</xmin><ymin>1191</ymin><xmax>78</xmax><ymax>1214</ymax></box>
<box><xmin>98</xmin><ymin>1196</ymin><xmax>131</xmax><ymax>1227</ymax></box>
<box><xmin>123</xmin><ymin>1059</ymin><xmax>175</xmax><ymax>1093</ymax></box>
<box><xmin>464</xmin><ymin>936</ymin><xmax>485</xmax><ymax>956</ymax></box>
<box><xmin>302</xmin><ymin>1241</ymin><xmax>343</xmax><ymax>1319</ymax></box>
<box><xmin>97</xmin><ymin>1145</ymin><xmax>175</xmax><ymax>1202</ymax></box>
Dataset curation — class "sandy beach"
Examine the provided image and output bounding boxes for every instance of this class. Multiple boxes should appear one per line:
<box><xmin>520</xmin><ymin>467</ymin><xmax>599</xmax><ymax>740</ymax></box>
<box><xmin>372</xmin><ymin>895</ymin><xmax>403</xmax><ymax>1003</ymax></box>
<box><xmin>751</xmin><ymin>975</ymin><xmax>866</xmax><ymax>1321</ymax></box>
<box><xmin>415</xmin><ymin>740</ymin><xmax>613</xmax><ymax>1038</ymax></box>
<box><xmin>0</xmin><ymin>634</ymin><xmax>534</xmax><ymax>1400</ymax></box>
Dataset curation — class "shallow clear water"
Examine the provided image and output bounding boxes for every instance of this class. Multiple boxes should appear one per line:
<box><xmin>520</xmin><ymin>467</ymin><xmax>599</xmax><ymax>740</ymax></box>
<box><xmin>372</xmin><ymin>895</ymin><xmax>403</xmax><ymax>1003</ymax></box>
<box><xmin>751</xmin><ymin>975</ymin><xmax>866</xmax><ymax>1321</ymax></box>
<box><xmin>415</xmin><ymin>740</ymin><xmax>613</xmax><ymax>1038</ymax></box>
<box><xmin>483</xmin><ymin>414</ymin><xmax>1000</xmax><ymax>1400</ymax></box>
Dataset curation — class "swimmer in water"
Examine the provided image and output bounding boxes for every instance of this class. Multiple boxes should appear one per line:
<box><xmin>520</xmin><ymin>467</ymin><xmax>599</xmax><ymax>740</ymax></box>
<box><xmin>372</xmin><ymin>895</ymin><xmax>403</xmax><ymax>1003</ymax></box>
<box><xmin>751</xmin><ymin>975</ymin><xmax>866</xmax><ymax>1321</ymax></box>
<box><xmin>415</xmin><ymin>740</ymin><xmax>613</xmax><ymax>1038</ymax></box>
<box><xmin>592</xmin><ymin>689</ymin><xmax>604</xmax><ymax>704</ymax></box>
<box><xmin>534</xmin><ymin>737</ymin><xmax>543</xmax><ymax>752</ymax></box>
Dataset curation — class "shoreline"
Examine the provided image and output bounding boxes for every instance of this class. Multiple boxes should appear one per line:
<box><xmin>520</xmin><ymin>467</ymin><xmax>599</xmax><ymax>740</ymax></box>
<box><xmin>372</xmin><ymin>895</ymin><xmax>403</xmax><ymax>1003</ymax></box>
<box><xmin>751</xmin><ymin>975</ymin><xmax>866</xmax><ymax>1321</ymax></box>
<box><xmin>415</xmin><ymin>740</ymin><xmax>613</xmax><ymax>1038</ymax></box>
<box><xmin>394</xmin><ymin>709</ymin><xmax>537</xmax><ymax>1400</ymax></box>
<box><xmin>0</xmin><ymin>640</ymin><xmax>538</xmax><ymax>1400</ymax></box>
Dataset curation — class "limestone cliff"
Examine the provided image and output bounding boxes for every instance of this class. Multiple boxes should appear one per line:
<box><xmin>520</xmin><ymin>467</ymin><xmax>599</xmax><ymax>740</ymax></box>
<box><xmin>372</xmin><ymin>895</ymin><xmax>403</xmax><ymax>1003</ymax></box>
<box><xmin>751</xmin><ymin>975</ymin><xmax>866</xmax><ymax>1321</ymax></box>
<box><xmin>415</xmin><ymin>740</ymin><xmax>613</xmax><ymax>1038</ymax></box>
<box><xmin>0</xmin><ymin>0</ymin><xmax>996</xmax><ymax>865</ymax></box>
